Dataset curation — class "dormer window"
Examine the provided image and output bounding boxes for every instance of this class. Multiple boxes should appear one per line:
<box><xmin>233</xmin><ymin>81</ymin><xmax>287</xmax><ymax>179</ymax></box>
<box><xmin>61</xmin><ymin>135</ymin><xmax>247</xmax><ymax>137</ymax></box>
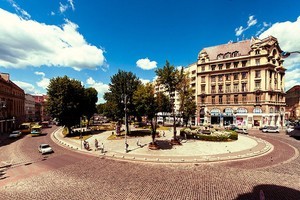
<box><xmin>217</xmin><ymin>54</ymin><xmax>223</xmax><ymax>60</ymax></box>
<box><xmin>232</xmin><ymin>51</ymin><xmax>239</xmax><ymax>57</ymax></box>
<box><xmin>224</xmin><ymin>52</ymin><xmax>231</xmax><ymax>59</ymax></box>
<box><xmin>255</xmin><ymin>50</ymin><xmax>260</xmax><ymax>55</ymax></box>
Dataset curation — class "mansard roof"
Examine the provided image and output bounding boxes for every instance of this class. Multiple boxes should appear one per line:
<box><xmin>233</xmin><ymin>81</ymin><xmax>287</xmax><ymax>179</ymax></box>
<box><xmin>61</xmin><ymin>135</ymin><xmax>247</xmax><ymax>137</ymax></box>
<box><xmin>200</xmin><ymin>40</ymin><xmax>251</xmax><ymax>61</ymax></box>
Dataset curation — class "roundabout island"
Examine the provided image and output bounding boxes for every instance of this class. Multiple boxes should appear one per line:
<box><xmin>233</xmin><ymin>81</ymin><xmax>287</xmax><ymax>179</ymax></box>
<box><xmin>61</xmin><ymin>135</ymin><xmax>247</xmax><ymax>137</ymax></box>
<box><xmin>53</xmin><ymin>125</ymin><xmax>273</xmax><ymax>163</ymax></box>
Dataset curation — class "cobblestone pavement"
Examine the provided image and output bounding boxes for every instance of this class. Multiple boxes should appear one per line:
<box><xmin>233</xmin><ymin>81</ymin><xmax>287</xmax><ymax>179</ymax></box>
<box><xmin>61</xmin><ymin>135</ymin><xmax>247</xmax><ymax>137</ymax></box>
<box><xmin>0</xmin><ymin>128</ymin><xmax>299</xmax><ymax>199</ymax></box>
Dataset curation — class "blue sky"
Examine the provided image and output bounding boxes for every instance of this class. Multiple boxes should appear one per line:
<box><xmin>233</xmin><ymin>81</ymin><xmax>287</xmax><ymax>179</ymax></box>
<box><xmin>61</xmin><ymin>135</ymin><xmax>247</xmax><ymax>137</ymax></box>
<box><xmin>0</xmin><ymin>0</ymin><xmax>300</xmax><ymax>103</ymax></box>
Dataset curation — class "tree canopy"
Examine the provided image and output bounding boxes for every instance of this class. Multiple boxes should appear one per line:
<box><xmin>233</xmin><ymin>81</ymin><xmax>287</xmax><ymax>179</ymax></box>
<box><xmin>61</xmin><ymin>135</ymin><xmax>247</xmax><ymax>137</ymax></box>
<box><xmin>155</xmin><ymin>61</ymin><xmax>184</xmax><ymax>141</ymax></box>
<box><xmin>46</xmin><ymin>76</ymin><xmax>98</xmax><ymax>129</ymax></box>
<box><xmin>104</xmin><ymin>70</ymin><xmax>141</xmax><ymax>129</ymax></box>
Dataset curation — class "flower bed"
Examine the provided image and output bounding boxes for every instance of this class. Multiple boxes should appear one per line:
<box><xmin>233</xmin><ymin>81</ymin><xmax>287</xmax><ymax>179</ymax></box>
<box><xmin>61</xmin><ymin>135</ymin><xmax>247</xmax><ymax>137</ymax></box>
<box><xmin>180</xmin><ymin>128</ymin><xmax>238</xmax><ymax>141</ymax></box>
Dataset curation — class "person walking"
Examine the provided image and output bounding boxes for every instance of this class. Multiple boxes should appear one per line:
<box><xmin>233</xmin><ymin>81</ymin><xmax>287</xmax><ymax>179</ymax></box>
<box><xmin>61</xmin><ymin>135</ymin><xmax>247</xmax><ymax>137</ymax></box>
<box><xmin>101</xmin><ymin>143</ymin><xmax>104</xmax><ymax>153</ymax></box>
<box><xmin>95</xmin><ymin>139</ymin><xmax>99</xmax><ymax>151</ymax></box>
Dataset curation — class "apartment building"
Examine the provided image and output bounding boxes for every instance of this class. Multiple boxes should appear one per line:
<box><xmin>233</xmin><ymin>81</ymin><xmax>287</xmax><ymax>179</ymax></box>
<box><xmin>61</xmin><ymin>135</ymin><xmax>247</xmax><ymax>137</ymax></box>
<box><xmin>154</xmin><ymin>65</ymin><xmax>197</xmax><ymax>124</ymax></box>
<box><xmin>196</xmin><ymin>36</ymin><xmax>286</xmax><ymax>128</ymax></box>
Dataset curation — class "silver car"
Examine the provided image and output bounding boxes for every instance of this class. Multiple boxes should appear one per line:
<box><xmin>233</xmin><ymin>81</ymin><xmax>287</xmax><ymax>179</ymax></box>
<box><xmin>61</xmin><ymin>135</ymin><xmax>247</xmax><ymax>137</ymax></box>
<box><xmin>38</xmin><ymin>144</ymin><xmax>54</xmax><ymax>154</ymax></box>
<box><xmin>9</xmin><ymin>130</ymin><xmax>22</xmax><ymax>138</ymax></box>
<box><xmin>262</xmin><ymin>126</ymin><xmax>279</xmax><ymax>133</ymax></box>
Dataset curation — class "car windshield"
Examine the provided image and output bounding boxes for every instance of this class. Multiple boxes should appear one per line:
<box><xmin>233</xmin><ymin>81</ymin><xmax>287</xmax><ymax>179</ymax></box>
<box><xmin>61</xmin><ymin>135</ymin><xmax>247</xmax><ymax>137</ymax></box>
<box><xmin>42</xmin><ymin>145</ymin><xmax>50</xmax><ymax>148</ymax></box>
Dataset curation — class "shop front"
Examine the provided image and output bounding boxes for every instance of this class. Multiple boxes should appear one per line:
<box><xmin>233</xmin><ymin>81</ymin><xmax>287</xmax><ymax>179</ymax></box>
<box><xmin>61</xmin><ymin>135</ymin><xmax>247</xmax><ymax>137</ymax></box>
<box><xmin>223</xmin><ymin>108</ymin><xmax>234</xmax><ymax>126</ymax></box>
<box><xmin>235</xmin><ymin>107</ymin><xmax>248</xmax><ymax>127</ymax></box>
<box><xmin>210</xmin><ymin>108</ymin><xmax>221</xmax><ymax>125</ymax></box>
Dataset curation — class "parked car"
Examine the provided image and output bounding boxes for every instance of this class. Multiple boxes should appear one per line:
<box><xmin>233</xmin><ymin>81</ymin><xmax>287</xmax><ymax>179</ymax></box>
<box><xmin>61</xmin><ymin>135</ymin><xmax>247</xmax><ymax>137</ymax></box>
<box><xmin>286</xmin><ymin>126</ymin><xmax>294</xmax><ymax>134</ymax></box>
<box><xmin>38</xmin><ymin>144</ymin><xmax>54</xmax><ymax>154</ymax></box>
<box><xmin>259</xmin><ymin>125</ymin><xmax>270</xmax><ymax>130</ymax></box>
<box><xmin>225</xmin><ymin>124</ymin><xmax>238</xmax><ymax>131</ymax></box>
<box><xmin>262</xmin><ymin>126</ymin><xmax>279</xmax><ymax>133</ymax></box>
<box><xmin>9</xmin><ymin>130</ymin><xmax>22</xmax><ymax>138</ymax></box>
<box><xmin>235</xmin><ymin>128</ymin><xmax>248</xmax><ymax>134</ymax></box>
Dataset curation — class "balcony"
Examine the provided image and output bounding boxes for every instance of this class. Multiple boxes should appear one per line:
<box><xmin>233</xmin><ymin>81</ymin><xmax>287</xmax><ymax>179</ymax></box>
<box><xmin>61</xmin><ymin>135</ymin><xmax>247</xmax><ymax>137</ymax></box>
<box><xmin>225</xmin><ymin>90</ymin><xmax>231</xmax><ymax>93</ymax></box>
<box><xmin>233</xmin><ymin>89</ymin><xmax>239</xmax><ymax>92</ymax></box>
<box><xmin>211</xmin><ymin>90</ymin><xmax>216</xmax><ymax>94</ymax></box>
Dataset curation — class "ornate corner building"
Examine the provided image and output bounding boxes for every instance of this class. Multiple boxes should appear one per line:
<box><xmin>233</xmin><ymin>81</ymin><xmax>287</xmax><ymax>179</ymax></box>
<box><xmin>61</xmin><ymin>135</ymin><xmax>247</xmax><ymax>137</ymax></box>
<box><xmin>195</xmin><ymin>36</ymin><xmax>286</xmax><ymax>128</ymax></box>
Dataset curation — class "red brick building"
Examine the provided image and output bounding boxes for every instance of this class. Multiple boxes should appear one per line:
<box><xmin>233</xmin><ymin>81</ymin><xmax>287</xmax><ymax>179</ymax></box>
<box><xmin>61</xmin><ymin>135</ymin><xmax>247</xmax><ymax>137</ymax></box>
<box><xmin>0</xmin><ymin>73</ymin><xmax>25</xmax><ymax>134</ymax></box>
<box><xmin>286</xmin><ymin>85</ymin><xmax>300</xmax><ymax>121</ymax></box>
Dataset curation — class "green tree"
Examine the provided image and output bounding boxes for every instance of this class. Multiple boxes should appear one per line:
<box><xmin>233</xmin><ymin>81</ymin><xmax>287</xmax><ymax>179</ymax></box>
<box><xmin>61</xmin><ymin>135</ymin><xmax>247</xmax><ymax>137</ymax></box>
<box><xmin>46</xmin><ymin>76</ymin><xmax>85</xmax><ymax>130</ymax></box>
<box><xmin>104</xmin><ymin>70</ymin><xmax>141</xmax><ymax>133</ymax></box>
<box><xmin>177</xmin><ymin>73</ymin><xmax>197</xmax><ymax>127</ymax></box>
<box><xmin>133</xmin><ymin>83</ymin><xmax>158</xmax><ymax>143</ymax></box>
<box><xmin>155</xmin><ymin>61</ymin><xmax>184</xmax><ymax>143</ymax></box>
<box><xmin>82</xmin><ymin>87</ymin><xmax>98</xmax><ymax>125</ymax></box>
<box><xmin>156</xmin><ymin>91</ymin><xmax>171</xmax><ymax>126</ymax></box>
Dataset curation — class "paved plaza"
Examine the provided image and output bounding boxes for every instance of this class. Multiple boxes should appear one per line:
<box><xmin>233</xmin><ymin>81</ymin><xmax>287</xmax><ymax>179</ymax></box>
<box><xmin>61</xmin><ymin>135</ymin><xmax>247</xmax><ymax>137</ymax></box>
<box><xmin>1</xmin><ymin>126</ymin><xmax>299</xmax><ymax>199</ymax></box>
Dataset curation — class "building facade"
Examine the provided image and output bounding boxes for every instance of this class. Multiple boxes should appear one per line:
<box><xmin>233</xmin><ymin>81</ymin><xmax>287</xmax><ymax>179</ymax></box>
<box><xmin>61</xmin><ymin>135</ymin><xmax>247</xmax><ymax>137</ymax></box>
<box><xmin>196</xmin><ymin>36</ymin><xmax>286</xmax><ymax>128</ymax></box>
<box><xmin>0</xmin><ymin>73</ymin><xmax>25</xmax><ymax>133</ymax></box>
<box><xmin>25</xmin><ymin>94</ymin><xmax>36</xmax><ymax>121</ymax></box>
<box><xmin>32</xmin><ymin>94</ymin><xmax>50</xmax><ymax>122</ymax></box>
<box><xmin>286</xmin><ymin>85</ymin><xmax>300</xmax><ymax>121</ymax></box>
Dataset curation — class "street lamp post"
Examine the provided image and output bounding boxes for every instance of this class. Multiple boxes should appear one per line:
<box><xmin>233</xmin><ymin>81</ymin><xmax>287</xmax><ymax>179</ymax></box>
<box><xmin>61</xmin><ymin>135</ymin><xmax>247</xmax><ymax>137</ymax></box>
<box><xmin>121</xmin><ymin>94</ymin><xmax>128</xmax><ymax>153</ymax></box>
<box><xmin>281</xmin><ymin>51</ymin><xmax>300</xmax><ymax>58</ymax></box>
<box><xmin>80</xmin><ymin>117</ymin><xmax>82</xmax><ymax>150</ymax></box>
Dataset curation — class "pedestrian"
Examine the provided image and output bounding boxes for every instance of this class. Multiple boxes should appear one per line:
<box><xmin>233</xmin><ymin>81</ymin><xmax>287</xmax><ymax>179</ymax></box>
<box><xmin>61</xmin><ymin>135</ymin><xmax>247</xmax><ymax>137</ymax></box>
<box><xmin>95</xmin><ymin>138</ymin><xmax>99</xmax><ymax>151</ymax></box>
<box><xmin>137</xmin><ymin>139</ymin><xmax>142</xmax><ymax>147</ymax></box>
<box><xmin>163</xmin><ymin>131</ymin><xmax>165</xmax><ymax>137</ymax></box>
<box><xmin>101</xmin><ymin>143</ymin><xmax>104</xmax><ymax>153</ymax></box>
<box><xmin>125</xmin><ymin>142</ymin><xmax>129</xmax><ymax>153</ymax></box>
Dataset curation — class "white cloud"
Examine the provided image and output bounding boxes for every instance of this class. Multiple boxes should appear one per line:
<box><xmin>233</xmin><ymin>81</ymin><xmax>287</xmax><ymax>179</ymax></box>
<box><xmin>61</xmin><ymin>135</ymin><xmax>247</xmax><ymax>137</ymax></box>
<box><xmin>285</xmin><ymin>68</ymin><xmax>300</xmax><ymax>91</ymax></box>
<box><xmin>35</xmin><ymin>71</ymin><xmax>50</xmax><ymax>89</ymax></box>
<box><xmin>68</xmin><ymin>0</ymin><xmax>75</xmax><ymax>11</ymax></box>
<box><xmin>86</xmin><ymin>77</ymin><xmax>109</xmax><ymax>103</ymax></box>
<box><xmin>51</xmin><ymin>11</ymin><xmax>55</xmax><ymax>16</ymax></box>
<box><xmin>259</xmin><ymin>16</ymin><xmax>300</xmax><ymax>91</ymax></box>
<box><xmin>0</xmin><ymin>9</ymin><xmax>106</xmax><ymax>71</ymax></box>
<box><xmin>8</xmin><ymin>0</ymin><xmax>31</xmax><ymax>19</ymax></box>
<box><xmin>235</xmin><ymin>15</ymin><xmax>257</xmax><ymax>36</ymax></box>
<box><xmin>247</xmin><ymin>15</ymin><xmax>257</xmax><ymax>27</ymax></box>
<box><xmin>59</xmin><ymin>2</ymin><xmax>68</xmax><ymax>13</ymax></box>
<box><xmin>13</xmin><ymin>80</ymin><xmax>37</xmax><ymax>94</ymax></box>
<box><xmin>59</xmin><ymin>0</ymin><xmax>75</xmax><ymax>13</ymax></box>
<box><xmin>136</xmin><ymin>58</ymin><xmax>157</xmax><ymax>70</ymax></box>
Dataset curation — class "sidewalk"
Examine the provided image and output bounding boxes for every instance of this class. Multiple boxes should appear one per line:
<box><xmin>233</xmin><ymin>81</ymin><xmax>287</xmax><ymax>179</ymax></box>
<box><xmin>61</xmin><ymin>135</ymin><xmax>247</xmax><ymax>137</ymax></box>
<box><xmin>52</xmin><ymin>127</ymin><xmax>272</xmax><ymax>163</ymax></box>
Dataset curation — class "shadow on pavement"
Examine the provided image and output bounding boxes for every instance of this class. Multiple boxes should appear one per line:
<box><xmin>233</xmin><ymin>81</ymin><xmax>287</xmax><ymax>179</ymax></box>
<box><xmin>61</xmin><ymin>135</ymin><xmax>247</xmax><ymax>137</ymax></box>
<box><xmin>235</xmin><ymin>184</ymin><xmax>300</xmax><ymax>200</ymax></box>
<box><xmin>155</xmin><ymin>140</ymin><xmax>173</xmax><ymax>150</ymax></box>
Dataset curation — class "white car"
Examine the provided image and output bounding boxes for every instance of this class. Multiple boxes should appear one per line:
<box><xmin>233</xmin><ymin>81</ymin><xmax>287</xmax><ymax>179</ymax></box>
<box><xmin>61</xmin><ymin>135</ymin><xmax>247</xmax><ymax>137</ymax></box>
<box><xmin>9</xmin><ymin>130</ymin><xmax>22</xmax><ymax>138</ymax></box>
<box><xmin>262</xmin><ymin>126</ymin><xmax>279</xmax><ymax>133</ymax></box>
<box><xmin>38</xmin><ymin>144</ymin><xmax>54</xmax><ymax>154</ymax></box>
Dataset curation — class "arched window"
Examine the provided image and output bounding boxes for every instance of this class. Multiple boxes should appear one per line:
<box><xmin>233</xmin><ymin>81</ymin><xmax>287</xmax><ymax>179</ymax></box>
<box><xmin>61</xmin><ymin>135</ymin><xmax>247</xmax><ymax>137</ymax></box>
<box><xmin>210</xmin><ymin>108</ymin><xmax>221</xmax><ymax>116</ymax></box>
<box><xmin>237</xmin><ymin>107</ymin><xmax>248</xmax><ymax>113</ymax></box>
<box><xmin>272</xmin><ymin>49</ymin><xmax>277</xmax><ymax>57</ymax></box>
<box><xmin>253</xmin><ymin>107</ymin><xmax>262</xmax><ymax>113</ymax></box>
<box><xmin>270</xmin><ymin>107</ymin><xmax>274</xmax><ymax>113</ymax></box>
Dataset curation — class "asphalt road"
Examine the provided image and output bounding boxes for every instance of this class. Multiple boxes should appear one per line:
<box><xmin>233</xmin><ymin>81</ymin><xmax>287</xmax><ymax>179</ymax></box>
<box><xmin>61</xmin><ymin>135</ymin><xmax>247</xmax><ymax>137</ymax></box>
<box><xmin>0</xmin><ymin>127</ymin><xmax>299</xmax><ymax>199</ymax></box>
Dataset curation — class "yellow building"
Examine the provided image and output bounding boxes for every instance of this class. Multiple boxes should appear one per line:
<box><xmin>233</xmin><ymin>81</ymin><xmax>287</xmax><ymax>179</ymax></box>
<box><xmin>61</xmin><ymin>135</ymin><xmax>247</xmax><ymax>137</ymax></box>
<box><xmin>196</xmin><ymin>36</ymin><xmax>286</xmax><ymax>128</ymax></box>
